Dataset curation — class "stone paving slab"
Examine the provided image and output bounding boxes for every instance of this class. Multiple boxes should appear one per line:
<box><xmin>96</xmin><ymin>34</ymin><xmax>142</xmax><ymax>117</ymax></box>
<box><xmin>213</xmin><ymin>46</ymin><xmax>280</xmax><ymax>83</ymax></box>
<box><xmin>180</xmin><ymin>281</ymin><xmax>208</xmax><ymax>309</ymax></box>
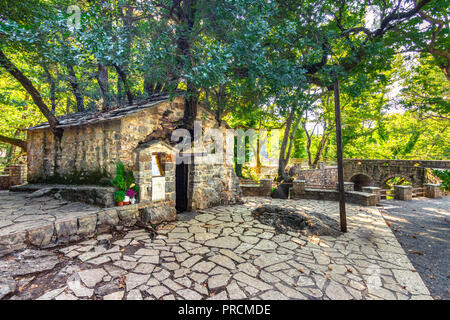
<box><xmin>0</xmin><ymin>191</ymin><xmax>139</xmax><ymax>257</ymax></box>
<box><xmin>0</xmin><ymin>197</ymin><xmax>433</xmax><ymax>300</ymax></box>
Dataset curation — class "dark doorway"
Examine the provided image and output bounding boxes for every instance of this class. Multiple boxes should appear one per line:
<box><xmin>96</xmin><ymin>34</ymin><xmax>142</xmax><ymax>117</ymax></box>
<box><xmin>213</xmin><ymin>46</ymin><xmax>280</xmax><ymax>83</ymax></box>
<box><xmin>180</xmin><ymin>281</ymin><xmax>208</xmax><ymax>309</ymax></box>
<box><xmin>176</xmin><ymin>161</ymin><xmax>189</xmax><ymax>212</ymax></box>
<box><xmin>350</xmin><ymin>174</ymin><xmax>373</xmax><ymax>191</ymax></box>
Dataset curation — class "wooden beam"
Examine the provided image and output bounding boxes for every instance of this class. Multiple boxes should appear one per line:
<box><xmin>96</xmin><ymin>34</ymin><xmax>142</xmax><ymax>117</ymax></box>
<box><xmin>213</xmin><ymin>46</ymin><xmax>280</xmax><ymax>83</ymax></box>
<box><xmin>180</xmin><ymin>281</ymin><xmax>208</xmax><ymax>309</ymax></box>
<box><xmin>333</xmin><ymin>79</ymin><xmax>347</xmax><ymax>233</ymax></box>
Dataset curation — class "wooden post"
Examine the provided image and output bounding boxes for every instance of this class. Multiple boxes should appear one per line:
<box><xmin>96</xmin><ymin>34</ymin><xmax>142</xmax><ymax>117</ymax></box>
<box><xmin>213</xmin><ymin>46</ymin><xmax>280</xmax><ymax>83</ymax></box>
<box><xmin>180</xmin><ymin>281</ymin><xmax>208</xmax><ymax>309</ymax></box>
<box><xmin>334</xmin><ymin>79</ymin><xmax>347</xmax><ymax>233</ymax></box>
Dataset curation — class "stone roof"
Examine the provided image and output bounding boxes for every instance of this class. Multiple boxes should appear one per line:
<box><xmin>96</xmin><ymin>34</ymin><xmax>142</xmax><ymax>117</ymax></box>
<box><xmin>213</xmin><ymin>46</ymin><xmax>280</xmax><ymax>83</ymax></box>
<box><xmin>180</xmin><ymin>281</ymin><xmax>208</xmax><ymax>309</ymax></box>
<box><xmin>27</xmin><ymin>94</ymin><xmax>176</xmax><ymax>131</ymax></box>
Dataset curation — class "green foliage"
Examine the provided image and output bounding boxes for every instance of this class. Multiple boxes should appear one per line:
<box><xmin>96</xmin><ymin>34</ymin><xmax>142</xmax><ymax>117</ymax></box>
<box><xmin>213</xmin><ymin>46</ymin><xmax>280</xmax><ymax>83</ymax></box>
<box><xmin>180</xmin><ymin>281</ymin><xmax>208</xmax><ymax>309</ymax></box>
<box><xmin>0</xmin><ymin>0</ymin><xmax>448</xmax><ymax>175</ymax></box>
<box><xmin>28</xmin><ymin>167</ymin><xmax>110</xmax><ymax>186</ymax></box>
<box><xmin>397</xmin><ymin>55</ymin><xmax>450</xmax><ymax>117</ymax></box>
<box><xmin>112</xmin><ymin>161</ymin><xmax>136</xmax><ymax>191</ymax></box>
<box><xmin>432</xmin><ymin>169</ymin><xmax>450</xmax><ymax>191</ymax></box>
<box><xmin>385</xmin><ymin>177</ymin><xmax>412</xmax><ymax>189</ymax></box>
<box><xmin>130</xmin><ymin>184</ymin><xmax>139</xmax><ymax>195</ymax></box>
<box><xmin>113</xmin><ymin>190</ymin><xmax>126</xmax><ymax>203</ymax></box>
<box><xmin>112</xmin><ymin>162</ymin><xmax>126</xmax><ymax>191</ymax></box>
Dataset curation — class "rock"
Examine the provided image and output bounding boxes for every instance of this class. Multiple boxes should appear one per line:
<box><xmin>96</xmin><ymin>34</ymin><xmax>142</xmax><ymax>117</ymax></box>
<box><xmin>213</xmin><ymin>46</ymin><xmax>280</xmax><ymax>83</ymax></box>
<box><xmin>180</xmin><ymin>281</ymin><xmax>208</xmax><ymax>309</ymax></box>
<box><xmin>260</xmin><ymin>290</ymin><xmax>289</xmax><ymax>300</ymax></box>
<box><xmin>271</xmin><ymin>183</ymin><xmax>290</xmax><ymax>199</ymax></box>
<box><xmin>95</xmin><ymin>279</ymin><xmax>121</xmax><ymax>296</ymax></box>
<box><xmin>97</xmin><ymin>209</ymin><xmax>119</xmax><ymax>232</ymax></box>
<box><xmin>140</xmin><ymin>206</ymin><xmax>176</xmax><ymax>225</ymax></box>
<box><xmin>251</xmin><ymin>204</ymin><xmax>340</xmax><ymax>236</ymax></box>
<box><xmin>237</xmin><ymin>263</ymin><xmax>258</xmax><ymax>276</ymax></box>
<box><xmin>125</xmin><ymin>273</ymin><xmax>150</xmax><ymax>291</ymax></box>
<box><xmin>77</xmin><ymin>214</ymin><xmax>97</xmax><ymax>236</ymax></box>
<box><xmin>233</xmin><ymin>272</ymin><xmax>272</xmax><ymax>291</ymax></box>
<box><xmin>54</xmin><ymin>292</ymin><xmax>78</xmax><ymax>300</ymax></box>
<box><xmin>36</xmin><ymin>287</ymin><xmax>66</xmax><ymax>300</ymax></box>
<box><xmin>67</xmin><ymin>280</ymin><xmax>94</xmax><ymax>298</ymax></box>
<box><xmin>192</xmin><ymin>261</ymin><xmax>216</xmax><ymax>273</ymax></box>
<box><xmin>0</xmin><ymin>250</ymin><xmax>59</xmax><ymax>276</ymax></box>
<box><xmin>27</xmin><ymin>223</ymin><xmax>54</xmax><ymax>247</ymax></box>
<box><xmin>55</xmin><ymin>218</ymin><xmax>78</xmax><ymax>240</ymax></box>
<box><xmin>27</xmin><ymin>188</ymin><xmax>53</xmax><ymax>199</ymax></box>
<box><xmin>226</xmin><ymin>282</ymin><xmax>246</xmax><ymax>300</ymax></box>
<box><xmin>127</xmin><ymin>289</ymin><xmax>143</xmax><ymax>300</ymax></box>
<box><xmin>177</xmin><ymin>288</ymin><xmax>202</xmax><ymax>300</ymax></box>
<box><xmin>78</xmin><ymin>268</ymin><xmax>107</xmax><ymax>288</ymax></box>
<box><xmin>325</xmin><ymin>281</ymin><xmax>353</xmax><ymax>300</ymax></box>
<box><xmin>205</xmin><ymin>236</ymin><xmax>240</xmax><ymax>249</ymax></box>
<box><xmin>392</xmin><ymin>269</ymin><xmax>430</xmax><ymax>295</ymax></box>
<box><xmin>253</xmin><ymin>239</ymin><xmax>277</xmax><ymax>251</ymax></box>
<box><xmin>0</xmin><ymin>275</ymin><xmax>16</xmax><ymax>299</ymax></box>
<box><xmin>253</xmin><ymin>253</ymin><xmax>291</xmax><ymax>268</ymax></box>
<box><xmin>146</xmin><ymin>286</ymin><xmax>170</xmax><ymax>299</ymax></box>
<box><xmin>117</xmin><ymin>206</ymin><xmax>139</xmax><ymax>226</ymax></box>
<box><xmin>208</xmin><ymin>255</ymin><xmax>236</xmax><ymax>270</ymax></box>
<box><xmin>208</xmin><ymin>274</ymin><xmax>231</xmax><ymax>289</ymax></box>
<box><xmin>103</xmin><ymin>291</ymin><xmax>124</xmax><ymax>300</ymax></box>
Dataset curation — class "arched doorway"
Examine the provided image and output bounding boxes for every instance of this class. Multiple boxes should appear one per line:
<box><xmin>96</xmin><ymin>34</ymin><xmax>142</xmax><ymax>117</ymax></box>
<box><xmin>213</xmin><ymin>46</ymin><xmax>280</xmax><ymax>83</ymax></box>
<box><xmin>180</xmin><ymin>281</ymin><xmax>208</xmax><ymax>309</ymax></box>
<box><xmin>383</xmin><ymin>176</ymin><xmax>412</xmax><ymax>190</ymax></box>
<box><xmin>350</xmin><ymin>174</ymin><xmax>373</xmax><ymax>191</ymax></box>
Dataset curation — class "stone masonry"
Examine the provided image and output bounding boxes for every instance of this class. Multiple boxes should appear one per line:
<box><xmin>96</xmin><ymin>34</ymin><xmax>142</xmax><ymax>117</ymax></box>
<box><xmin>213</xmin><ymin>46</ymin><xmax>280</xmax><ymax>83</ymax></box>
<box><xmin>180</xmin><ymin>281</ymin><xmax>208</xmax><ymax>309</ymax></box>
<box><xmin>25</xmin><ymin>96</ymin><xmax>242</xmax><ymax>216</ymax></box>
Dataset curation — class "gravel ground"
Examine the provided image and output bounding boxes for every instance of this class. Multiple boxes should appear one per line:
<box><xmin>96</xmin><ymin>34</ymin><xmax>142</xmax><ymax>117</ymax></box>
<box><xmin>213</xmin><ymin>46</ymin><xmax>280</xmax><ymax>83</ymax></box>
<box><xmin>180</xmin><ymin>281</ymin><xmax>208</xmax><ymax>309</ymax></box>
<box><xmin>379</xmin><ymin>196</ymin><xmax>450</xmax><ymax>300</ymax></box>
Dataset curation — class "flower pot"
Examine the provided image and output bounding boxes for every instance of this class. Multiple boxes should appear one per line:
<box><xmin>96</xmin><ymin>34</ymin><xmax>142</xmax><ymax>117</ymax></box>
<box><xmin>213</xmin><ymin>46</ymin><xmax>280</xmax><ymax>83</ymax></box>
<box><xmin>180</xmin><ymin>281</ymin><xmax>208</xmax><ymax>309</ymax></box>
<box><xmin>123</xmin><ymin>195</ymin><xmax>130</xmax><ymax>205</ymax></box>
<box><xmin>130</xmin><ymin>197</ymin><xmax>136</xmax><ymax>205</ymax></box>
<box><xmin>117</xmin><ymin>202</ymin><xmax>124</xmax><ymax>207</ymax></box>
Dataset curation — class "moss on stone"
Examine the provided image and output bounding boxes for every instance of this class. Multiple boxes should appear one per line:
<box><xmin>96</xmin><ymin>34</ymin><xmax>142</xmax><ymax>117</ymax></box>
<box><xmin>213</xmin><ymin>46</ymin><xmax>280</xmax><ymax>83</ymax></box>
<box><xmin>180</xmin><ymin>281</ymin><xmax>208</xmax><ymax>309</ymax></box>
<box><xmin>28</xmin><ymin>167</ymin><xmax>111</xmax><ymax>186</ymax></box>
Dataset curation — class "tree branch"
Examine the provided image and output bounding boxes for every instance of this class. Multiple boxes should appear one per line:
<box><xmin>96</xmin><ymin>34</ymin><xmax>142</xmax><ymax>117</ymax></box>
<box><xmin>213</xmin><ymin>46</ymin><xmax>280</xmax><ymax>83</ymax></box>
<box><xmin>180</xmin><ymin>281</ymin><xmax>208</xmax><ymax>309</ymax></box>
<box><xmin>0</xmin><ymin>134</ymin><xmax>27</xmax><ymax>151</ymax></box>
<box><xmin>0</xmin><ymin>50</ymin><xmax>60</xmax><ymax>131</ymax></box>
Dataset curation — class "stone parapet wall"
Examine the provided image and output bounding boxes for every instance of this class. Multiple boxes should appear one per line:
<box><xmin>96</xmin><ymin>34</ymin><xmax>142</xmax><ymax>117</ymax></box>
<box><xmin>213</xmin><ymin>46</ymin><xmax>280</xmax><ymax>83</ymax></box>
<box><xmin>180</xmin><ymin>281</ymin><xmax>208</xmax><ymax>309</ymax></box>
<box><xmin>0</xmin><ymin>192</ymin><xmax>179</xmax><ymax>256</ymax></box>
<box><xmin>240</xmin><ymin>179</ymin><xmax>272</xmax><ymax>197</ymax></box>
<box><xmin>290</xmin><ymin>165</ymin><xmax>338</xmax><ymax>189</ymax></box>
<box><xmin>342</xmin><ymin>159</ymin><xmax>450</xmax><ymax>188</ymax></box>
<box><xmin>0</xmin><ymin>165</ymin><xmax>27</xmax><ymax>190</ymax></box>
<box><xmin>0</xmin><ymin>203</ymin><xmax>140</xmax><ymax>256</ymax></box>
<box><xmin>10</xmin><ymin>184</ymin><xmax>115</xmax><ymax>207</ymax></box>
<box><xmin>291</xmin><ymin>188</ymin><xmax>377</xmax><ymax>206</ymax></box>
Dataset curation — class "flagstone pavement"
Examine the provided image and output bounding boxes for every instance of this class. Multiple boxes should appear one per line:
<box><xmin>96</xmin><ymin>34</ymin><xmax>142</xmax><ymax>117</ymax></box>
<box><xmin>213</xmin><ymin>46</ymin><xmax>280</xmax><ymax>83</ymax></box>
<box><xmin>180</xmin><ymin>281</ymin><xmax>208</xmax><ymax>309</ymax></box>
<box><xmin>1</xmin><ymin>197</ymin><xmax>432</xmax><ymax>300</ymax></box>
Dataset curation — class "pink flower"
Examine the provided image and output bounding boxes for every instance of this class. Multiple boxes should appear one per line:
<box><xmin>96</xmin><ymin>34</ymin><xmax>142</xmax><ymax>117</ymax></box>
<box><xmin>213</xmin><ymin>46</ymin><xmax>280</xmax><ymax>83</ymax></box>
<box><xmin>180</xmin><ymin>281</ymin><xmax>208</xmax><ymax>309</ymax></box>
<box><xmin>126</xmin><ymin>189</ymin><xmax>136</xmax><ymax>198</ymax></box>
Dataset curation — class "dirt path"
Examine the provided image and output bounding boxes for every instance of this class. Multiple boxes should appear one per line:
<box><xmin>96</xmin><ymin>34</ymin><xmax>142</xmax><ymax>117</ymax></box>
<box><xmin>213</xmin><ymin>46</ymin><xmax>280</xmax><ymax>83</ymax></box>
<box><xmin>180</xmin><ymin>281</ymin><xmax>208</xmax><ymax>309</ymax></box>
<box><xmin>379</xmin><ymin>196</ymin><xmax>450</xmax><ymax>300</ymax></box>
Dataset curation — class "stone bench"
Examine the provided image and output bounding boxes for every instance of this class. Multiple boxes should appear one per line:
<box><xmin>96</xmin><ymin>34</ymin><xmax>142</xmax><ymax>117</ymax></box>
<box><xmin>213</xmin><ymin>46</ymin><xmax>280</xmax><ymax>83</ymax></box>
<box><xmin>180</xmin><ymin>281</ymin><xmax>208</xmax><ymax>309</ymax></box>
<box><xmin>240</xmin><ymin>179</ymin><xmax>272</xmax><ymax>197</ymax></box>
<box><xmin>290</xmin><ymin>181</ymin><xmax>377</xmax><ymax>206</ymax></box>
<box><xmin>10</xmin><ymin>183</ymin><xmax>115</xmax><ymax>208</ymax></box>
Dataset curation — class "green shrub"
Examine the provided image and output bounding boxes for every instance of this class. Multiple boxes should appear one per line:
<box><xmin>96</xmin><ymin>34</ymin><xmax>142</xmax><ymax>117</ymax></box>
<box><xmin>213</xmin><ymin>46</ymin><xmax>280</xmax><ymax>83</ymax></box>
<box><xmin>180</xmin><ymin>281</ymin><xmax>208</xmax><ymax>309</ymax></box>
<box><xmin>112</xmin><ymin>161</ymin><xmax>136</xmax><ymax>191</ymax></box>
<box><xmin>432</xmin><ymin>169</ymin><xmax>450</xmax><ymax>192</ymax></box>
<box><xmin>114</xmin><ymin>190</ymin><xmax>126</xmax><ymax>202</ymax></box>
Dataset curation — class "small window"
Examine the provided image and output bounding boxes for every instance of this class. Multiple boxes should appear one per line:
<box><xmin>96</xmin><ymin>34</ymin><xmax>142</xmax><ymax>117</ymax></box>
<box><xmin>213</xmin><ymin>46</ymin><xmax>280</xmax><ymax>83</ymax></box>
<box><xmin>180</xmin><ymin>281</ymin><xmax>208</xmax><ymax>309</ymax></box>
<box><xmin>152</xmin><ymin>154</ymin><xmax>164</xmax><ymax>177</ymax></box>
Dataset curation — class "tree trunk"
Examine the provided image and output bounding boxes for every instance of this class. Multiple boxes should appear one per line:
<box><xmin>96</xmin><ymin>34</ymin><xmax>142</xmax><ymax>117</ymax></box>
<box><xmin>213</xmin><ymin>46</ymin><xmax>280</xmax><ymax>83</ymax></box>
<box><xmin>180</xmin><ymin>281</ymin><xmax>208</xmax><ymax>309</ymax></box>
<box><xmin>43</xmin><ymin>65</ymin><xmax>57</xmax><ymax>112</ymax></box>
<box><xmin>97</xmin><ymin>63</ymin><xmax>110</xmax><ymax>110</ymax></box>
<box><xmin>0</xmin><ymin>134</ymin><xmax>27</xmax><ymax>151</ymax></box>
<box><xmin>0</xmin><ymin>50</ymin><xmax>60</xmax><ymax>131</ymax></box>
<box><xmin>113</xmin><ymin>64</ymin><xmax>133</xmax><ymax>105</ymax></box>
<box><xmin>66</xmin><ymin>63</ymin><xmax>84</xmax><ymax>112</ymax></box>
<box><xmin>286</xmin><ymin>116</ymin><xmax>302</xmax><ymax>161</ymax></box>
<box><xmin>302</xmin><ymin>121</ymin><xmax>313</xmax><ymax>168</ymax></box>
<box><xmin>144</xmin><ymin>74</ymin><xmax>164</xmax><ymax>97</ymax></box>
<box><xmin>312</xmin><ymin>133</ymin><xmax>329</xmax><ymax>168</ymax></box>
<box><xmin>277</xmin><ymin>110</ymin><xmax>294</xmax><ymax>181</ymax></box>
<box><xmin>173</xmin><ymin>0</ymin><xmax>198</xmax><ymax>128</ymax></box>
<box><xmin>278</xmin><ymin>111</ymin><xmax>302</xmax><ymax>181</ymax></box>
